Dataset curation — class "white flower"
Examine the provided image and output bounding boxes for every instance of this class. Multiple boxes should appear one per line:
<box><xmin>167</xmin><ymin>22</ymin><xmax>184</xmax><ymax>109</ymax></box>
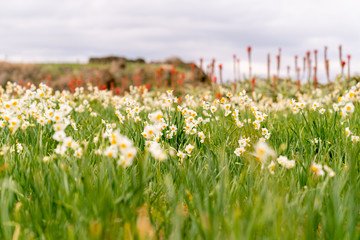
<box><xmin>148</xmin><ymin>110</ymin><xmax>164</xmax><ymax>123</ymax></box>
<box><xmin>277</xmin><ymin>155</ymin><xmax>295</xmax><ymax>169</ymax></box>
<box><xmin>292</xmin><ymin>107</ymin><xmax>300</xmax><ymax>114</ymax></box>
<box><xmin>53</xmin><ymin>123</ymin><xmax>68</xmax><ymax>132</ymax></box>
<box><xmin>16</xmin><ymin>143</ymin><xmax>23</xmax><ymax>153</ymax></box>
<box><xmin>185</xmin><ymin>144</ymin><xmax>195</xmax><ymax>154</ymax></box>
<box><xmin>53</xmin><ymin>131</ymin><xmax>66</xmax><ymax>142</ymax></box>
<box><xmin>63</xmin><ymin>136</ymin><xmax>74</xmax><ymax>148</ymax></box>
<box><xmin>253</xmin><ymin>141</ymin><xmax>276</xmax><ymax>163</ymax></box>
<box><xmin>234</xmin><ymin>147</ymin><xmax>245</xmax><ymax>156</ymax></box>
<box><xmin>277</xmin><ymin>155</ymin><xmax>288</xmax><ymax>165</ymax></box>
<box><xmin>345</xmin><ymin>127</ymin><xmax>351</xmax><ymax>137</ymax></box>
<box><xmin>198</xmin><ymin>131</ymin><xmax>205</xmax><ymax>139</ymax></box>
<box><xmin>284</xmin><ymin>160</ymin><xmax>295</xmax><ymax>169</ymax></box>
<box><xmin>74</xmin><ymin>148</ymin><xmax>83</xmax><ymax>158</ymax></box>
<box><xmin>344</xmin><ymin>102</ymin><xmax>355</xmax><ymax>113</ymax></box>
<box><xmin>118</xmin><ymin>136</ymin><xmax>134</xmax><ymax>151</ymax></box>
<box><xmin>8</xmin><ymin>118</ymin><xmax>20</xmax><ymax>132</ymax></box>
<box><xmin>71</xmin><ymin>122</ymin><xmax>78</xmax><ymax>131</ymax></box>
<box><xmin>311</xmin><ymin>162</ymin><xmax>325</xmax><ymax>177</ymax></box>
<box><xmin>324</xmin><ymin>165</ymin><xmax>335</xmax><ymax>177</ymax></box>
<box><xmin>268</xmin><ymin>160</ymin><xmax>276</xmax><ymax>174</ymax></box>
<box><xmin>148</xmin><ymin>141</ymin><xmax>166</xmax><ymax>161</ymax></box>
<box><xmin>210</xmin><ymin>106</ymin><xmax>217</xmax><ymax>113</ymax></box>
<box><xmin>123</xmin><ymin>146</ymin><xmax>137</xmax><ymax>161</ymax></box>
<box><xmin>177</xmin><ymin>151</ymin><xmax>186</xmax><ymax>158</ymax></box>
<box><xmin>118</xmin><ymin>156</ymin><xmax>133</xmax><ymax>167</ymax></box>
<box><xmin>312</xmin><ymin>102</ymin><xmax>319</xmax><ymax>110</ymax></box>
<box><xmin>351</xmin><ymin>135</ymin><xmax>359</xmax><ymax>143</ymax></box>
<box><xmin>104</xmin><ymin>145</ymin><xmax>118</xmax><ymax>158</ymax></box>
<box><xmin>54</xmin><ymin>144</ymin><xmax>67</xmax><ymax>155</ymax></box>
<box><xmin>261</xmin><ymin>128</ymin><xmax>268</xmax><ymax>135</ymax></box>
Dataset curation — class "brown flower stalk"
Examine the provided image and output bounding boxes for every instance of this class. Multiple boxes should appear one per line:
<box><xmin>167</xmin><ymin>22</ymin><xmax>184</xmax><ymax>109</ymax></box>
<box><xmin>287</xmin><ymin>66</ymin><xmax>290</xmax><ymax>79</ymax></box>
<box><xmin>247</xmin><ymin>46</ymin><xmax>252</xmax><ymax>81</ymax></box>
<box><xmin>277</xmin><ymin>48</ymin><xmax>281</xmax><ymax>78</ymax></box>
<box><xmin>314</xmin><ymin>50</ymin><xmax>318</xmax><ymax>89</ymax></box>
<box><xmin>218</xmin><ymin>64</ymin><xmax>223</xmax><ymax>85</ymax></box>
<box><xmin>297</xmin><ymin>67</ymin><xmax>301</xmax><ymax>92</ymax></box>
<box><xmin>339</xmin><ymin>45</ymin><xmax>343</xmax><ymax>74</ymax></box>
<box><xmin>302</xmin><ymin>56</ymin><xmax>306</xmax><ymax>79</ymax></box>
<box><xmin>314</xmin><ymin>66</ymin><xmax>317</xmax><ymax>89</ymax></box>
<box><xmin>324</xmin><ymin>46</ymin><xmax>330</xmax><ymax>83</ymax></box>
<box><xmin>306</xmin><ymin>51</ymin><xmax>311</xmax><ymax>83</ymax></box>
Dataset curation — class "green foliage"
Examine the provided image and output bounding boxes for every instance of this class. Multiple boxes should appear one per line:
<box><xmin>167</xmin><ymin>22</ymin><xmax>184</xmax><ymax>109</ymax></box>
<box><xmin>0</xmin><ymin>85</ymin><xmax>359</xmax><ymax>240</ymax></box>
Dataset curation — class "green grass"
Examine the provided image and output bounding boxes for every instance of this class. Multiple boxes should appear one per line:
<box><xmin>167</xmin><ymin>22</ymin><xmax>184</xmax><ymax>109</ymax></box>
<box><xmin>0</xmin><ymin>82</ymin><xmax>359</xmax><ymax>239</ymax></box>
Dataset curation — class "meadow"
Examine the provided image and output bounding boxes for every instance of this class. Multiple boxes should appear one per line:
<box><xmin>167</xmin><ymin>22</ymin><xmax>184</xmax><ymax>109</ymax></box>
<box><xmin>0</xmin><ymin>77</ymin><xmax>359</xmax><ymax>239</ymax></box>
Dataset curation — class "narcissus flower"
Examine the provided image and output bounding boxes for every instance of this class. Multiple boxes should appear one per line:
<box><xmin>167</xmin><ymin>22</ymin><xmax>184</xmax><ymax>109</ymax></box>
<box><xmin>253</xmin><ymin>141</ymin><xmax>275</xmax><ymax>163</ymax></box>
<box><xmin>351</xmin><ymin>135</ymin><xmax>359</xmax><ymax>142</ymax></box>
<box><xmin>311</xmin><ymin>162</ymin><xmax>325</xmax><ymax>177</ymax></box>
<box><xmin>268</xmin><ymin>161</ymin><xmax>276</xmax><ymax>174</ymax></box>
<box><xmin>277</xmin><ymin>155</ymin><xmax>295</xmax><ymax>169</ymax></box>
<box><xmin>345</xmin><ymin>127</ymin><xmax>351</xmax><ymax>137</ymax></box>
<box><xmin>185</xmin><ymin>144</ymin><xmax>195</xmax><ymax>154</ymax></box>
<box><xmin>324</xmin><ymin>165</ymin><xmax>335</xmax><ymax>177</ymax></box>
<box><xmin>344</xmin><ymin>102</ymin><xmax>355</xmax><ymax>113</ymax></box>
<box><xmin>177</xmin><ymin>151</ymin><xmax>186</xmax><ymax>158</ymax></box>
<box><xmin>234</xmin><ymin>147</ymin><xmax>245</xmax><ymax>156</ymax></box>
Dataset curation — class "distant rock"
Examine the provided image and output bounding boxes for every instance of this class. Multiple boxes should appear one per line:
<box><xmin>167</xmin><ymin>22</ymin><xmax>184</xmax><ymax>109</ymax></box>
<box><xmin>110</xmin><ymin>59</ymin><xmax>126</xmax><ymax>72</ymax></box>
<box><xmin>164</xmin><ymin>57</ymin><xmax>186</xmax><ymax>65</ymax></box>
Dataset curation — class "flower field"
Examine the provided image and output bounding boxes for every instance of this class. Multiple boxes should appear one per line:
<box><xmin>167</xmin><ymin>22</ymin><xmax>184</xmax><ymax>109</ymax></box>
<box><xmin>0</xmin><ymin>80</ymin><xmax>359</xmax><ymax>239</ymax></box>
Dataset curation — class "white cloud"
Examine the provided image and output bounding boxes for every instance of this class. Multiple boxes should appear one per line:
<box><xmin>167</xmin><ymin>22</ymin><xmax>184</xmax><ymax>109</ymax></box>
<box><xmin>0</xmin><ymin>0</ymin><xmax>359</xmax><ymax>82</ymax></box>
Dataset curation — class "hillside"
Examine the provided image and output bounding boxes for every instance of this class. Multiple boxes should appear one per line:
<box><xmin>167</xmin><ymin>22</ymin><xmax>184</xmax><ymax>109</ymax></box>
<box><xmin>0</xmin><ymin>57</ymin><xmax>207</xmax><ymax>92</ymax></box>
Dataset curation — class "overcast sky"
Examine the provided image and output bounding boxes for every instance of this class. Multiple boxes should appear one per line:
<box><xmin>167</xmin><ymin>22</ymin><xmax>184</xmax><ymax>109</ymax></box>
<box><xmin>0</xmin><ymin>0</ymin><xmax>359</xmax><ymax>82</ymax></box>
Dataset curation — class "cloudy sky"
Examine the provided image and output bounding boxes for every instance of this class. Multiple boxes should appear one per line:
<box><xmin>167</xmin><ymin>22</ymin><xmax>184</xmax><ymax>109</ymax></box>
<box><xmin>0</xmin><ymin>0</ymin><xmax>359</xmax><ymax>82</ymax></box>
